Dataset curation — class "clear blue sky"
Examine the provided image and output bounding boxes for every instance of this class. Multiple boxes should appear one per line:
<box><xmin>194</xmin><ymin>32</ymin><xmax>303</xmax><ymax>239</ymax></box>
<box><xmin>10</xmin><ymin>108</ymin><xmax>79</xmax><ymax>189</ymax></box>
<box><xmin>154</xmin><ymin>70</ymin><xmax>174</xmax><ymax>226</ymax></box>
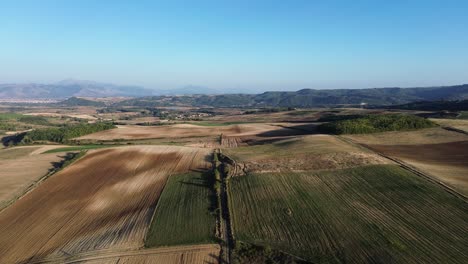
<box><xmin>1</xmin><ymin>0</ymin><xmax>467</xmax><ymax>92</ymax></box>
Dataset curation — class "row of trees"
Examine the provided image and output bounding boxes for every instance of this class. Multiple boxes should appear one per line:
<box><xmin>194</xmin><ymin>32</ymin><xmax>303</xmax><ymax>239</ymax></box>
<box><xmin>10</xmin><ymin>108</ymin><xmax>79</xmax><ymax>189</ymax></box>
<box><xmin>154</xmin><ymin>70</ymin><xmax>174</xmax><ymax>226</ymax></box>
<box><xmin>19</xmin><ymin>122</ymin><xmax>115</xmax><ymax>144</ymax></box>
<box><xmin>319</xmin><ymin>114</ymin><xmax>436</xmax><ymax>134</ymax></box>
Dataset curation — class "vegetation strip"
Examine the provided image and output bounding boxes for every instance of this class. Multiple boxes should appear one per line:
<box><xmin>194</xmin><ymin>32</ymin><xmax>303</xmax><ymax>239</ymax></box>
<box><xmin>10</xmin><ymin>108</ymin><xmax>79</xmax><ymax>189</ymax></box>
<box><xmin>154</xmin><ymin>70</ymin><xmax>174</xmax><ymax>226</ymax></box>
<box><xmin>213</xmin><ymin>150</ymin><xmax>236</xmax><ymax>263</ymax></box>
<box><xmin>144</xmin><ymin>171</ymin><xmax>217</xmax><ymax>247</ymax></box>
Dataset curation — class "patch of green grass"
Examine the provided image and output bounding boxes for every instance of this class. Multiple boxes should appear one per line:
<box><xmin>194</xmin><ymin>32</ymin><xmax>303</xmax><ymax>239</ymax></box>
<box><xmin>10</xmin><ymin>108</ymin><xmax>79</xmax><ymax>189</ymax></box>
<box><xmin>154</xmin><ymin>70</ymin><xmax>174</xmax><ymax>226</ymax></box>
<box><xmin>230</xmin><ymin>165</ymin><xmax>468</xmax><ymax>263</ymax></box>
<box><xmin>0</xmin><ymin>113</ymin><xmax>24</xmax><ymax>120</ymax></box>
<box><xmin>457</xmin><ymin>111</ymin><xmax>468</xmax><ymax>119</ymax></box>
<box><xmin>43</xmin><ymin>144</ymin><xmax>115</xmax><ymax>153</ymax></box>
<box><xmin>145</xmin><ymin>171</ymin><xmax>217</xmax><ymax>247</ymax></box>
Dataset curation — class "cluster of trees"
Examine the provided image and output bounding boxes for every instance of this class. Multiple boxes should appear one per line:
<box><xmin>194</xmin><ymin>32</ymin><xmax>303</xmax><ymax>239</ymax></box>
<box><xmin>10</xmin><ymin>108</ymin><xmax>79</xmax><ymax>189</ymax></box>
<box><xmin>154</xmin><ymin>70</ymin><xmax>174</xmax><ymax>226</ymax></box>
<box><xmin>319</xmin><ymin>114</ymin><xmax>436</xmax><ymax>134</ymax></box>
<box><xmin>17</xmin><ymin>122</ymin><xmax>115</xmax><ymax>144</ymax></box>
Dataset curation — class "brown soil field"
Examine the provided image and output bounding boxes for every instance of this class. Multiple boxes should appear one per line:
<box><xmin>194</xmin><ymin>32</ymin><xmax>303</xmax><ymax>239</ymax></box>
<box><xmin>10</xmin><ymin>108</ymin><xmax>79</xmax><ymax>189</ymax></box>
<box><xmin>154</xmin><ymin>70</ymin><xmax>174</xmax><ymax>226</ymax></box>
<box><xmin>225</xmin><ymin>135</ymin><xmax>390</xmax><ymax>173</ymax></box>
<box><xmin>32</xmin><ymin>244</ymin><xmax>220</xmax><ymax>264</ymax></box>
<box><xmin>76</xmin><ymin>123</ymin><xmax>306</xmax><ymax>141</ymax></box>
<box><xmin>0</xmin><ymin>145</ymin><xmax>211</xmax><ymax>264</ymax></box>
<box><xmin>0</xmin><ymin>146</ymin><xmax>64</xmax><ymax>210</ymax></box>
<box><xmin>368</xmin><ymin>141</ymin><xmax>468</xmax><ymax>195</ymax></box>
<box><xmin>345</xmin><ymin>127</ymin><xmax>468</xmax><ymax>145</ymax></box>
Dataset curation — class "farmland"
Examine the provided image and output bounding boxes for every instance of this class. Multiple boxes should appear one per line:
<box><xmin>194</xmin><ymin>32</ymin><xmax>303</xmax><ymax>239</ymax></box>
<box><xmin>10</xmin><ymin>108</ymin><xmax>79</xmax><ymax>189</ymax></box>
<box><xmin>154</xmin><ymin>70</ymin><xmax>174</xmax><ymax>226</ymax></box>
<box><xmin>368</xmin><ymin>141</ymin><xmax>468</xmax><ymax>195</ymax></box>
<box><xmin>0</xmin><ymin>146</ymin><xmax>212</xmax><ymax>263</ymax></box>
<box><xmin>0</xmin><ymin>146</ymin><xmax>64</xmax><ymax>210</ymax></box>
<box><xmin>145</xmin><ymin>171</ymin><xmax>216</xmax><ymax>247</ymax></box>
<box><xmin>1</xmin><ymin>104</ymin><xmax>468</xmax><ymax>263</ymax></box>
<box><xmin>230</xmin><ymin>165</ymin><xmax>468</xmax><ymax>263</ymax></box>
<box><xmin>224</xmin><ymin>135</ymin><xmax>389</xmax><ymax>173</ymax></box>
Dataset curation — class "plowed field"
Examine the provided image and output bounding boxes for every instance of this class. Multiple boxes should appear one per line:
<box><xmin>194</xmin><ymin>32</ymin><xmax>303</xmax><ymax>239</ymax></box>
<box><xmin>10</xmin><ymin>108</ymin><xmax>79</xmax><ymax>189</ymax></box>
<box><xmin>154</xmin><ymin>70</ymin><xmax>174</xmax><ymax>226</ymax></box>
<box><xmin>0</xmin><ymin>146</ymin><xmax>64</xmax><ymax>210</ymax></box>
<box><xmin>0</xmin><ymin>146</ymin><xmax>211</xmax><ymax>263</ymax></box>
<box><xmin>368</xmin><ymin>141</ymin><xmax>468</xmax><ymax>195</ymax></box>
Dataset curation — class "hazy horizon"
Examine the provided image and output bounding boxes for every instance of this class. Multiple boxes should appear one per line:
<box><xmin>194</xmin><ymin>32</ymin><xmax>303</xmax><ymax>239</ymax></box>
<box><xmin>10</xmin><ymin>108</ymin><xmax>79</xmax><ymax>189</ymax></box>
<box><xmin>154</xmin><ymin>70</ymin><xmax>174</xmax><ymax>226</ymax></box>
<box><xmin>1</xmin><ymin>1</ymin><xmax>467</xmax><ymax>92</ymax></box>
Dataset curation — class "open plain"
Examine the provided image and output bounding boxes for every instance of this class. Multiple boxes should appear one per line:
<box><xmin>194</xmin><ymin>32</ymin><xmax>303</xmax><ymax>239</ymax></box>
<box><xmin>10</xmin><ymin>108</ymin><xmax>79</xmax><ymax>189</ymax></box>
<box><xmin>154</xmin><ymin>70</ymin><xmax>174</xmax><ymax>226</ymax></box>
<box><xmin>0</xmin><ymin>145</ymin><xmax>211</xmax><ymax>263</ymax></box>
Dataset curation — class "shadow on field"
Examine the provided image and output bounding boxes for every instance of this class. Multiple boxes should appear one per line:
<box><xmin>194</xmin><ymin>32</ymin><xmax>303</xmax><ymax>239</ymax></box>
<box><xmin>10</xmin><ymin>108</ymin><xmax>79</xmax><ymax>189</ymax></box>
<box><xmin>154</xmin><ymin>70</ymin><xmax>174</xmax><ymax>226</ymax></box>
<box><xmin>179</xmin><ymin>170</ymin><xmax>218</xmax><ymax>218</ymax></box>
<box><xmin>256</xmin><ymin>123</ymin><xmax>319</xmax><ymax>137</ymax></box>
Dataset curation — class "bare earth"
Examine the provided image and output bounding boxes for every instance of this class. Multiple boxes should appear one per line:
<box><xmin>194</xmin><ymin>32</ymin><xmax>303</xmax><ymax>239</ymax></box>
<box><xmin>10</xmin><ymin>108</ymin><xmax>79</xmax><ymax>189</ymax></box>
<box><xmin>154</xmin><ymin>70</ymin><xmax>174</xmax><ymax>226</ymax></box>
<box><xmin>0</xmin><ymin>146</ymin><xmax>64</xmax><ymax>210</ymax></box>
<box><xmin>0</xmin><ymin>146</ymin><xmax>211</xmax><ymax>263</ymax></box>
<box><xmin>33</xmin><ymin>244</ymin><xmax>220</xmax><ymax>264</ymax></box>
<box><xmin>368</xmin><ymin>141</ymin><xmax>468</xmax><ymax>195</ymax></box>
<box><xmin>76</xmin><ymin>123</ymin><xmax>304</xmax><ymax>141</ymax></box>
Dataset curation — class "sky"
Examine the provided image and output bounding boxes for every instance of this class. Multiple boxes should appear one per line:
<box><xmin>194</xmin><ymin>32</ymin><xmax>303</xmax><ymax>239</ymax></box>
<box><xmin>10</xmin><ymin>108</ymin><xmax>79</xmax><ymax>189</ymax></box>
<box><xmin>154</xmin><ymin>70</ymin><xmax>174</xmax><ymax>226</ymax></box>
<box><xmin>1</xmin><ymin>0</ymin><xmax>467</xmax><ymax>92</ymax></box>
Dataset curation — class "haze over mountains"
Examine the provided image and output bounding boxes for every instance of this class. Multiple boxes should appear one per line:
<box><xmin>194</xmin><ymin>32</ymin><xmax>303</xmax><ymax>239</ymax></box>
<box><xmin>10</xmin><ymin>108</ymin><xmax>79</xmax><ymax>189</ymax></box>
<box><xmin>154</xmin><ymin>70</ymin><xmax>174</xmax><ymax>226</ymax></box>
<box><xmin>0</xmin><ymin>79</ymin><xmax>220</xmax><ymax>99</ymax></box>
<box><xmin>1</xmin><ymin>79</ymin><xmax>468</xmax><ymax>108</ymax></box>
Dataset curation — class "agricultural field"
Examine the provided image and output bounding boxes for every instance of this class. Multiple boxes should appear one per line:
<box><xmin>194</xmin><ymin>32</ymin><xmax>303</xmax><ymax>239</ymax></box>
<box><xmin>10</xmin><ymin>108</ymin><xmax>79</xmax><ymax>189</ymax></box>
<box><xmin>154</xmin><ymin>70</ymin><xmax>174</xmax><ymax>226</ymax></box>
<box><xmin>145</xmin><ymin>171</ymin><xmax>216</xmax><ymax>247</ymax></box>
<box><xmin>431</xmin><ymin>118</ymin><xmax>468</xmax><ymax>133</ymax></box>
<box><xmin>230</xmin><ymin>165</ymin><xmax>468</xmax><ymax>263</ymax></box>
<box><xmin>345</xmin><ymin>127</ymin><xmax>467</xmax><ymax>145</ymax></box>
<box><xmin>0</xmin><ymin>145</ymin><xmax>212</xmax><ymax>263</ymax></box>
<box><xmin>0</xmin><ymin>146</ymin><xmax>64</xmax><ymax>210</ymax></box>
<box><xmin>224</xmin><ymin>135</ymin><xmax>389</xmax><ymax>173</ymax></box>
<box><xmin>368</xmin><ymin>141</ymin><xmax>468</xmax><ymax>195</ymax></box>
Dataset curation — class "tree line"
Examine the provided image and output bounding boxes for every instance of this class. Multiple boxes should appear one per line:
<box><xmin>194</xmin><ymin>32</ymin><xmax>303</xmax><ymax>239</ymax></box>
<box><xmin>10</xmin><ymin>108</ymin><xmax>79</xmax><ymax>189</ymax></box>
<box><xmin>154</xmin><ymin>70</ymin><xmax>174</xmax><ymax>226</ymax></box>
<box><xmin>318</xmin><ymin>114</ymin><xmax>436</xmax><ymax>134</ymax></box>
<box><xmin>4</xmin><ymin>122</ymin><xmax>115</xmax><ymax>145</ymax></box>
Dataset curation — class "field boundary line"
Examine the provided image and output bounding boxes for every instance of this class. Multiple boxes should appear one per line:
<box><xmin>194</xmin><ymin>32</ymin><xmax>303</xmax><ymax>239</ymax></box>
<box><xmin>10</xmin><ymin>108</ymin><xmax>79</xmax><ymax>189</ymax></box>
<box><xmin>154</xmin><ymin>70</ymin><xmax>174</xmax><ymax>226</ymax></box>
<box><xmin>0</xmin><ymin>150</ymin><xmax>88</xmax><ymax>213</ymax></box>
<box><xmin>338</xmin><ymin>136</ymin><xmax>468</xmax><ymax>202</ymax></box>
<box><xmin>441</xmin><ymin>126</ymin><xmax>468</xmax><ymax>136</ymax></box>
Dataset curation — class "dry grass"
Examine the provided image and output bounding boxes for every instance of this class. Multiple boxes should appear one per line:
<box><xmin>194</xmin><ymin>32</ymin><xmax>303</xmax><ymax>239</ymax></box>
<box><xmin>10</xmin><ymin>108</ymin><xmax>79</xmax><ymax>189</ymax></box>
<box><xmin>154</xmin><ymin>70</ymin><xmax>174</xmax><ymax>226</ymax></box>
<box><xmin>345</xmin><ymin>127</ymin><xmax>467</xmax><ymax>145</ymax></box>
<box><xmin>369</xmin><ymin>141</ymin><xmax>468</xmax><ymax>195</ymax></box>
<box><xmin>225</xmin><ymin>135</ymin><xmax>390</xmax><ymax>173</ymax></box>
<box><xmin>0</xmin><ymin>147</ymin><xmax>63</xmax><ymax>210</ymax></box>
<box><xmin>0</xmin><ymin>146</ymin><xmax>211</xmax><ymax>263</ymax></box>
<box><xmin>430</xmin><ymin>118</ymin><xmax>468</xmax><ymax>133</ymax></box>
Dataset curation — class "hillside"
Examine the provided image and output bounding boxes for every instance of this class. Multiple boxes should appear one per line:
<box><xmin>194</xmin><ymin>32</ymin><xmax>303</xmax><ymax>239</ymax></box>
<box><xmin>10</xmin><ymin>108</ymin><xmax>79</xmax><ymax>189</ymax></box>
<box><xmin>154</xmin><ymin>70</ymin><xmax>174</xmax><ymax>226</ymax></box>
<box><xmin>382</xmin><ymin>99</ymin><xmax>468</xmax><ymax>111</ymax></box>
<box><xmin>0</xmin><ymin>80</ymin><xmax>155</xmax><ymax>98</ymax></box>
<box><xmin>115</xmin><ymin>84</ymin><xmax>468</xmax><ymax>108</ymax></box>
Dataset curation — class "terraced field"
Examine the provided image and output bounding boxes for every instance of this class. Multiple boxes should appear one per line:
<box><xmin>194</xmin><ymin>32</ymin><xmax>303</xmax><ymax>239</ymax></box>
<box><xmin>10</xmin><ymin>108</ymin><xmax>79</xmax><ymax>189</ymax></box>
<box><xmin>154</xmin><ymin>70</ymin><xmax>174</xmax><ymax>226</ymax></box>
<box><xmin>145</xmin><ymin>171</ymin><xmax>216</xmax><ymax>247</ymax></box>
<box><xmin>230</xmin><ymin>165</ymin><xmax>468</xmax><ymax>263</ymax></box>
<box><xmin>0</xmin><ymin>146</ymin><xmax>211</xmax><ymax>263</ymax></box>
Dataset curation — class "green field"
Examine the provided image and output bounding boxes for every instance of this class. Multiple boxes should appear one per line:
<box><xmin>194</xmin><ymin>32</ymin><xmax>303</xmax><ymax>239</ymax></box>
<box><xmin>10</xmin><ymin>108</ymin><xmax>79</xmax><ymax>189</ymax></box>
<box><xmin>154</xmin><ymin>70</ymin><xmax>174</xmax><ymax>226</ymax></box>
<box><xmin>230</xmin><ymin>165</ymin><xmax>468</xmax><ymax>263</ymax></box>
<box><xmin>0</xmin><ymin>113</ymin><xmax>24</xmax><ymax>120</ymax></box>
<box><xmin>145</xmin><ymin>171</ymin><xmax>216</xmax><ymax>247</ymax></box>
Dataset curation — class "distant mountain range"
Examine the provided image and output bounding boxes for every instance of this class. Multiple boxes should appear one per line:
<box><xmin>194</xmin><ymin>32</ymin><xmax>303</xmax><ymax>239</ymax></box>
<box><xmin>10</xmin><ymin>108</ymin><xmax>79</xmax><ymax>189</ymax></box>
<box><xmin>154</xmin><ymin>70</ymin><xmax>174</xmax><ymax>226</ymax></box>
<box><xmin>1</xmin><ymin>80</ymin><xmax>468</xmax><ymax>108</ymax></box>
<box><xmin>115</xmin><ymin>84</ymin><xmax>468</xmax><ymax>108</ymax></box>
<box><xmin>0</xmin><ymin>79</ymin><xmax>219</xmax><ymax>98</ymax></box>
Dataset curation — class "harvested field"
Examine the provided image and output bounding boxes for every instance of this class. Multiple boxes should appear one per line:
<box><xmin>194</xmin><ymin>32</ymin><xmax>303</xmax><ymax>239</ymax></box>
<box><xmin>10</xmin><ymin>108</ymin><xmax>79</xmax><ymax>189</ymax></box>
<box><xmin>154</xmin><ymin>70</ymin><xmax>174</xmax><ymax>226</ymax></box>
<box><xmin>368</xmin><ymin>141</ymin><xmax>468</xmax><ymax>195</ymax></box>
<box><xmin>145</xmin><ymin>171</ymin><xmax>216</xmax><ymax>247</ymax></box>
<box><xmin>230</xmin><ymin>165</ymin><xmax>468</xmax><ymax>263</ymax></box>
<box><xmin>0</xmin><ymin>146</ymin><xmax>211</xmax><ymax>263</ymax></box>
<box><xmin>75</xmin><ymin>123</ymin><xmax>305</xmax><ymax>141</ymax></box>
<box><xmin>0</xmin><ymin>146</ymin><xmax>64</xmax><ymax>210</ymax></box>
<box><xmin>224</xmin><ymin>135</ymin><xmax>389</xmax><ymax>173</ymax></box>
<box><xmin>33</xmin><ymin>244</ymin><xmax>220</xmax><ymax>264</ymax></box>
<box><xmin>345</xmin><ymin>127</ymin><xmax>467</xmax><ymax>145</ymax></box>
<box><xmin>431</xmin><ymin>118</ymin><xmax>468</xmax><ymax>133</ymax></box>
